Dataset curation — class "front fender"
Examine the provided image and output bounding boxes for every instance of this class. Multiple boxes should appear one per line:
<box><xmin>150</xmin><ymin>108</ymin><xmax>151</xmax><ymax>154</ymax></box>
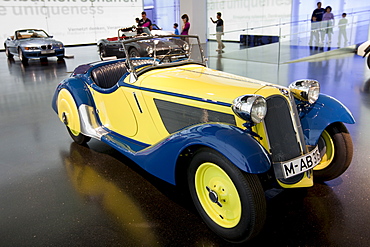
<box><xmin>300</xmin><ymin>94</ymin><xmax>355</xmax><ymax>145</ymax></box>
<box><xmin>114</xmin><ymin>123</ymin><xmax>272</xmax><ymax>185</ymax></box>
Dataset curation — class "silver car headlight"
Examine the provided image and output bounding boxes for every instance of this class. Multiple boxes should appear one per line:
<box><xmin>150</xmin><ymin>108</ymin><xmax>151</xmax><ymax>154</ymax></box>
<box><xmin>183</xmin><ymin>43</ymin><xmax>189</xmax><ymax>51</ymax></box>
<box><xmin>289</xmin><ymin>79</ymin><xmax>320</xmax><ymax>104</ymax></box>
<box><xmin>24</xmin><ymin>47</ymin><xmax>39</xmax><ymax>50</ymax></box>
<box><xmin>232</xmin><ymin>95</ymin><xmax>267</xmax><ymax>123</ymax></box>
<box><xmin>146</xmin><ymin>46</ymin><xmax>153</xmax><ymax>55</ymax></box>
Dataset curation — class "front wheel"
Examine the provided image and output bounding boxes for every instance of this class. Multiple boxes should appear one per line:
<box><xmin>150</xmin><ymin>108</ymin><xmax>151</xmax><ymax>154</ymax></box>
<box><xmin>129</xmin><ymin>48</ymin><xmax>139</xmax><ymax>58</ymax></box>
<box><xmin>18</xmin><ymin>48</ymin><xmax>28</xmax><ymax>64</ymax></box>
<box><xmin>314</xmin><ymin>122</ymin><xmax>353</xmax><ymax>181</ymax></box>
<box><xmin>367</xmin><ymin>55</ymin><xmax>370</xmax><ymax>70</ymax></box>
<box><xmin>187</xmin><ymin>148</ymin><xmax>266</xmax><ymax>243</ymax></box>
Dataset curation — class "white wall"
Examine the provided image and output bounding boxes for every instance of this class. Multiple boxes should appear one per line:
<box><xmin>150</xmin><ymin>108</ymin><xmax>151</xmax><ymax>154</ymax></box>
<box><xmin>0</xmin><ymin>0</ymin><xmax>143</xmax><ymax>49</ymax></box>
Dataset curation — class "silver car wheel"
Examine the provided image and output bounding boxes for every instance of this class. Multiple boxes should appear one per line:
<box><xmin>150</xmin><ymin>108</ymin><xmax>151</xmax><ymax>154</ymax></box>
<box><xmin>5</xmin><ymin>46</ymin><xmax>13</xmax><ymax>58</ymax></box>
<box><xmin>18</xmin><ymin>48</ymin><xmax>28</xmax><ymax>64</ymax></box>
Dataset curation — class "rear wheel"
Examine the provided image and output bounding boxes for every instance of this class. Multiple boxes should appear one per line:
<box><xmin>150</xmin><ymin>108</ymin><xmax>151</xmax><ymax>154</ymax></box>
<box><xmin>187</xmin><ymin>148</ymin><xmax>266</xmax><ymax>243</ymax></box>
<box><xmin>314</xmin><ymin>123</ymin><xmax>353</xmax><ymax>181</ymax></box>
<box><xmin>5</xmin><ymin>45</ymin><xmax>13</xmax><ymax>58</ymax></box>
<box><xmin>18</xmin><ymin>48</ymin><xmax>28</xmax><ymax>64</ymax></box>
<box><xmin>99</xmin><ymin>44</ymin><xmax>106</xmax><ymax>60</ymax></box>
<box><xmin>57</xmin><ymin>89</ymin><xmax>91</xmax><ymax>145</ymax></box>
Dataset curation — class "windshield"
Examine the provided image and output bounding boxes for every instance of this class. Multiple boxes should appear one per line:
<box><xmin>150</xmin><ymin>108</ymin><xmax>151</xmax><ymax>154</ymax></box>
<box><xmin>121</xmin><ymin>35</ymin><xmax>206</xmax><ymax>76</ymax></box>
<box><xmin>16</xmin><ymin>29</ymin><xmax>49</xmax><ymax>39</ymax></box>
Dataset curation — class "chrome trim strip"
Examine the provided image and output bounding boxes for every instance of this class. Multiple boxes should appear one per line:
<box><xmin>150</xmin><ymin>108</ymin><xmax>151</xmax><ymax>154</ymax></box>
<box><xmin>78</xmin><ymin>104</ymin><xmax>108</xmax><ymax>139</ymax></box>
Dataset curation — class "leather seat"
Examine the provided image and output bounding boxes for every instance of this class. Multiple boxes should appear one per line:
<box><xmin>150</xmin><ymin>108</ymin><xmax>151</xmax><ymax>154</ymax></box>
<box><xmin>91</xmin><ymin>62</ymin><xmax>128</xmax><ymax>89</ymax></box>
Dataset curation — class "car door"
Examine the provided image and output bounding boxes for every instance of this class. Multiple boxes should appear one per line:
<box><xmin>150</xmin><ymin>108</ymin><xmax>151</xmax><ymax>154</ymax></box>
<box><xmin>92</xmin><ymin>87</ymin><xmax>139</xmax><ymax>138</ymax></box>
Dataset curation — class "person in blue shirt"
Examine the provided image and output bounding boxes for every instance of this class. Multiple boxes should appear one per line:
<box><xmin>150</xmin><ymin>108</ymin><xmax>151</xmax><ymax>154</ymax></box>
<box><xmin>173</xmin><ymin>23</ymin><xmax>179</xmax><ymax>35</ymax></box>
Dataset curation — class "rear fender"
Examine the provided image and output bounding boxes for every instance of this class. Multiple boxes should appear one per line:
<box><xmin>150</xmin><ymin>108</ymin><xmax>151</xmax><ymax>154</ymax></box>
<box><xmin>300</xmin><ymin>94</ymin><xmax>355</xmax><ymax>146</ymax></box>
<box><xmin>52</xmin><ymin>77</ymin><xmax>95</xmax><ymax>114</ymax></box>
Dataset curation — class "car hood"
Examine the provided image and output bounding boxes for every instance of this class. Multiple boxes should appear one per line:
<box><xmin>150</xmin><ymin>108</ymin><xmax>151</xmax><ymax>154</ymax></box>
<box><xmin>138</xmin><ymin>64</ymin><xmax>275</xmax><ymax>104</ymax></box>
<box><xmin>19</xmin><ymin>38</ymin><xmax>63</xmax><ymax>46</ymax></box>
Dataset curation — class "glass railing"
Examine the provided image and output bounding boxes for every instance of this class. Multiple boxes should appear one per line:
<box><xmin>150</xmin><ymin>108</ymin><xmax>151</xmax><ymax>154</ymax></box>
<box><xmin>208</xmin><ymin>9</ymin><xmax>370</xmax><ymax>64</ymax></box>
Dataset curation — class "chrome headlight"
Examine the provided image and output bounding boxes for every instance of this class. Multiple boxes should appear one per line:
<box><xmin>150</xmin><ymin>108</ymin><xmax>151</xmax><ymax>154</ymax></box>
<box><xmin>183</xmin><ymin>43</ymin><xmax>189</xmax><ymax>51</ymax></box>
<box><xmin>146</xmin><ymin>46</ymin><xmax>153</xmax><ymax>55</ymax></box>
<box><xmin>232</xmin><ymin>95</ymin><xmax>267</xmax><ymax>123</ymax></box>
<box><xmin>289</xmin><ymin>79</ymin><xmax>320</xmax><ymax>104</ymax></box>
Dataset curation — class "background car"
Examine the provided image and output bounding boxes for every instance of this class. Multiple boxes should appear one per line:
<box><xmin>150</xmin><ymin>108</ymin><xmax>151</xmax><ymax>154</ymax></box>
<box><xmin>4</xmin><ymin>29</ymin><xmax>65</xmax><ymax>64</ymax></box>
<box><xmin>97</xmin><ymin>27</ymin><xmax>182</xmax><ymax>60</ymax></box>
<box><xmin>52</xmin><ymin>34</ymin><xmax>354</xmax><ymax>243</ymax></box>
<box><xmin>357</xmin><ymin>40</ymin><xmax>370</xmax><ymax>69</ymax></box>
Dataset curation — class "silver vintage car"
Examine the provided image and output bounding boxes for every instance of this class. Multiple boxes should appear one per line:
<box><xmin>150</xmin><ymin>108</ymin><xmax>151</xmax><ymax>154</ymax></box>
<box><xmin>4</xmin><ymin>29</ymin><xmax>65</xmax><ymax>64</ymax></box>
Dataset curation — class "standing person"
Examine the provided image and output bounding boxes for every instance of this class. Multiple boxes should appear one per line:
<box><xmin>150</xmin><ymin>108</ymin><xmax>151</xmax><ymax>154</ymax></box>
<box><xmin>311</xmin><ymin>2</ymin><xmax>325</xmax><ymax>46</ymax></box>
<box><xmin>311</xmin><ymin>2</ymin><xmax>325</xmax><ymax>21</ymax></box>
<box><xmin>139</xmin><ymin>11</ymin><xmax>152</xmax><ymax>35</ymax></box>
<box><xmin>210</xmin><ymin>12</ymin><xmax>225</xmax><ymax>52</ymax></box>
<box><xmin>308</xmin><ymin>16</ymin><xmax>320</xmax><ymax>49</ymax></box>
<box><xmin>181</xmin><ymin>14</ymin><xmax>190</xmax><ymax>35</ymax></box>
<box><xmin>322</xmin><ymin>6</ymin><xmax>334</xmax><ymax>47</ymax></box>
<box><xmin>338</xmin><ymin>13</ymin><xmax>348</xmax><ymax>47</ymax></box>
<box><xmin>173</xmin><ymin>23</ymin><xmax>180</xmax><ymax>35</ymax></box>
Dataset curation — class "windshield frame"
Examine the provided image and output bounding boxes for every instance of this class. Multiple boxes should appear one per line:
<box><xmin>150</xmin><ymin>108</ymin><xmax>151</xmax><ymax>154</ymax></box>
<box><xmin>121</xmin><ymin>34</ymin><xmax>207</xmax><ymax>82</ymax></box>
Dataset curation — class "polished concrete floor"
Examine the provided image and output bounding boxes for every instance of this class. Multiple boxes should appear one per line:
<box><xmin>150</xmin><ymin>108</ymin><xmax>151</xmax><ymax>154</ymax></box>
<box><xmin>0</xmin><ymin>42</ymin><xmax>370</xmax><ymax>247</ymax></box>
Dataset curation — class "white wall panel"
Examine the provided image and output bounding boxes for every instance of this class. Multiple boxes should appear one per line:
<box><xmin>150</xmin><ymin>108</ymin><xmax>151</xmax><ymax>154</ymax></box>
<box><xmin>0</xmin><ymin>0</ymin><xmax>143</xmax><ymax>49</ymax></box>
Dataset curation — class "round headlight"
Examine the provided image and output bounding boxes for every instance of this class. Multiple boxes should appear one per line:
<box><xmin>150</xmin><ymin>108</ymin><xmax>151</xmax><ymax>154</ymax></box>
<box><xmin>232</xmin><ymin>95</ymin><xmax>267</xmax><ymax>123</ymax></box>
<box><xmin>146</xmin><ymin>46</ymin><xmax>153</xmax><ymax>55</ymax></box>
<box><xmin>289</xmin><ymin>79</ymin><xmax>320</xmax><ymax>104</ymax></box>
<box><xmin>183</xmin><ymin>43</ymin><xmax>189</xmax><ymax>51</ymax></box>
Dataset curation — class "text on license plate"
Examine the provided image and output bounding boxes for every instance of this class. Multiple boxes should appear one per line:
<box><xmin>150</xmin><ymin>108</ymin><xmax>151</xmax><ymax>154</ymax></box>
<box><xmin>281</xmin><ymin>146</ymin><xmax>321</xmax><ymax>179</ymax></box>
<box><xmin>41</xmin><ymin>50</ymin><xmax>55</xmax><ymax>54</ymax></box>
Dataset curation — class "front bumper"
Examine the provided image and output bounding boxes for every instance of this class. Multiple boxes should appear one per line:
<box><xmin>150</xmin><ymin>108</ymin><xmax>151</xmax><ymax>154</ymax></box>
<box><xmin>23</xmin><ymin>48</ymin><xmax>65</xmax><ymax>59</ymax></box>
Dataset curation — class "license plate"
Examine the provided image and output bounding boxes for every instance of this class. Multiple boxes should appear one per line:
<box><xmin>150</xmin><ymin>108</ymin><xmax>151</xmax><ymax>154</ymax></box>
<box><xmin>41</xmin><ymin>50</ymin><xmax>55</xmax><ymax>54</ymax></box>
<box><xmin>280</xmin><ymin>146</ymin><xmax>321</xmax><ymax>179</ymax></box>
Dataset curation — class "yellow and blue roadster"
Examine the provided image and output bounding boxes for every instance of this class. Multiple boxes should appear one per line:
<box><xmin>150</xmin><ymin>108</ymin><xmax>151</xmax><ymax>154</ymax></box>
<box><xmin>52</xmin><ymin>35</ymin><xmax>354</xmax><ymax>243</ymax></box>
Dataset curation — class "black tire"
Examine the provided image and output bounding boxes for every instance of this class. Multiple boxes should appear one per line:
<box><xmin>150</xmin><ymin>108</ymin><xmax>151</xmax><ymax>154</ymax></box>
<box><xmin>67</xmin><ymin>127</ymin><xmax>91</xmax><ymax>145</ymax></box>
<box><xmin>5</xmin><ymin>45</ymin><xmax>13</xmax><ymax>58</ymax></box>
<box><xmin>99</xmin><ymin>44</ymin><xmax>105</xmax><ymax>60</ymax></box>
<box><xmin>18</xmin><ymin>48</ymin><xmax>28</xmax><ymax>64</ymax></box>
<box><xmin>314</xmin><ymin>122</ymin><xmax>353</xmax><ymax>181</ymax></box>
<box><xmin>129</xmin><ymin>48</ymin><xmax>139</xmax><ymax>58</ymax></box>
<box><xmin>187</xmin><ymin>147</ymin><xmax>266</xmax><ymax>243</ymax></box>
<box><xmin>367</xmin><ymin>55</ymin><xmax>370</xmax><ymax>70</ymax></box>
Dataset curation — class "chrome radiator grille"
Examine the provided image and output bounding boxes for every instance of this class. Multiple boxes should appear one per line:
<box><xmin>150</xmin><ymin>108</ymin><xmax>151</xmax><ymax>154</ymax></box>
<box><xmin>264</xmin><ymin>95</ymin><xmax>304</xmax><ymax>163</ymax></box>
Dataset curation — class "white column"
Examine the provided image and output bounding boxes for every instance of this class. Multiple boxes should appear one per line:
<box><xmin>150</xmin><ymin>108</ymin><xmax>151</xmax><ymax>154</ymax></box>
<box><xmin>179</xmin><ymin>0</ymin><xmax>207</xmax><ymax>43</ymax></box>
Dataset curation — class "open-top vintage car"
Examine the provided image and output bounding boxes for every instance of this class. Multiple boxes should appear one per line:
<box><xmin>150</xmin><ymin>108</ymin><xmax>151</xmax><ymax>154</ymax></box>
<box><xmin>97</xmin><ymin>27</ymin><xmax>182</xmax><ymax>60</ymax></box>
<box><xmin>357</xmin><ymin>40</ymin><xmax>370</xmax><ymax>69</ymax></box>
<box><xmin>4</xmin><ymin>29</ymin><xmax>65</xmax><ymax>64</ymax></box>
<box><xmin>52</xmin><ymin>35</ymin><xmax>354</xmax><ymax>243</ymax></box>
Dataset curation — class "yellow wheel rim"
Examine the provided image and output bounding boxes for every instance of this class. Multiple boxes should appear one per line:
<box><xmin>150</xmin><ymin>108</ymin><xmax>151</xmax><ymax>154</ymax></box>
<box><xmin>57</xmin><ymin>89</ymin><xmax>81</xmax><ymax>136</ymax></box>
<box><xmin>195</xmin><ymin>162</ymin><xmax>241</xmax><ymax>228</ymax></box>
<box><xmin>314</xmin><ymin>130</ymin><xmax>335</xmax><ymax>170</ymax></box>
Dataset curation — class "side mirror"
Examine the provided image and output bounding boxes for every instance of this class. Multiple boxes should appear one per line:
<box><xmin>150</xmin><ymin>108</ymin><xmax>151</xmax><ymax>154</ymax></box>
<box><xmin>7</xmin><ymin>37</ymin><xmax>12</xmax><ymax>41</ymax></box>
